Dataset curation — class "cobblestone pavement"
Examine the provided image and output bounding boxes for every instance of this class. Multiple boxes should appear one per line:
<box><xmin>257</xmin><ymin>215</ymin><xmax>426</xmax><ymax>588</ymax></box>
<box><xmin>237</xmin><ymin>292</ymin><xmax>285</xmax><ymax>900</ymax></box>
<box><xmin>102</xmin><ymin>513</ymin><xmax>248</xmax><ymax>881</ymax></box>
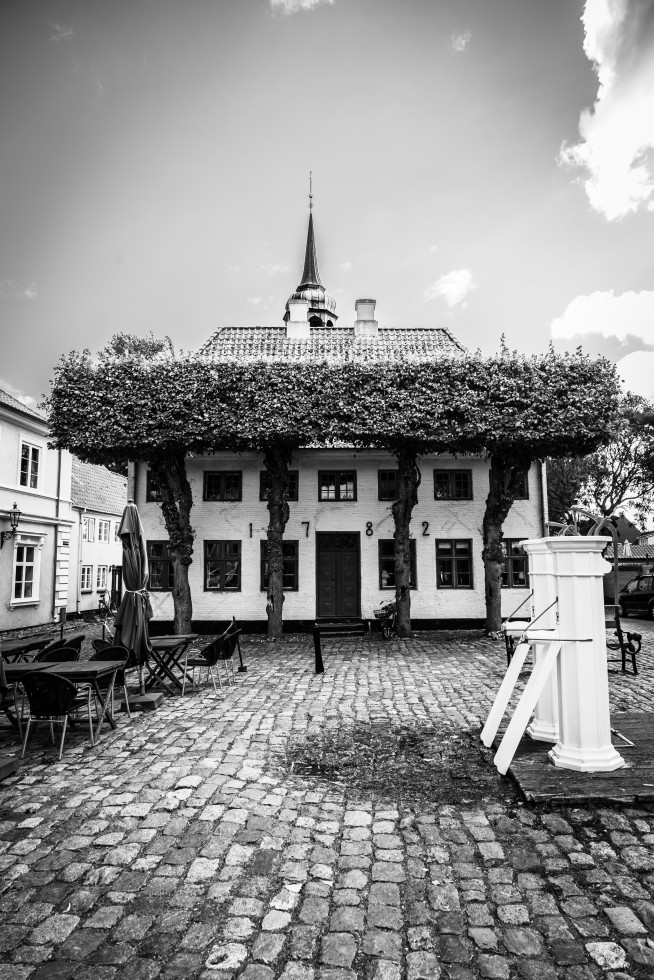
<box><xmin>1</xmin><ymin>622</ymin><xmax>653</xmax><ymax>980</ymax></box>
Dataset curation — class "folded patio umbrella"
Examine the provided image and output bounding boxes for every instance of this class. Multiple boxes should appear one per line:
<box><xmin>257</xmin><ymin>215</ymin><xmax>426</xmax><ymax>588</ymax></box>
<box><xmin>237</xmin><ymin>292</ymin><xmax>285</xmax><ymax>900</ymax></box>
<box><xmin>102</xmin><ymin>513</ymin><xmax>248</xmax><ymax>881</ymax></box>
<box><xmin>113</xmin><ymin>499</ymin><xmax>153</xmax><ymax>693</ymax></box>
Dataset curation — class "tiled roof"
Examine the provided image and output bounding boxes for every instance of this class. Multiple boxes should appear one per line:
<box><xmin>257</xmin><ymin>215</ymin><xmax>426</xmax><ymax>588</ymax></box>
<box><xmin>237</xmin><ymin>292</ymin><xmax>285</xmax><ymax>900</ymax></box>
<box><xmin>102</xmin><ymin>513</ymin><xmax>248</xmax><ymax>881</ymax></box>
<box><xmin>200</xmin><ymin>325</ymin><xmax>465</xmax><ymax>363</ymax></box>
<box><xmin>0</xmin><ymin>387</ymin><xmax>44</xmax><ymax>421</ymax></box>
<box><xmin>71</xmin><ymin>458</ymin><xmax>128</xmax><ymax>516</ymax></box>
<box><xmin>603</xmin><ymin>544</ymin><xmax>654</xmax><ymax>561</ymax></box>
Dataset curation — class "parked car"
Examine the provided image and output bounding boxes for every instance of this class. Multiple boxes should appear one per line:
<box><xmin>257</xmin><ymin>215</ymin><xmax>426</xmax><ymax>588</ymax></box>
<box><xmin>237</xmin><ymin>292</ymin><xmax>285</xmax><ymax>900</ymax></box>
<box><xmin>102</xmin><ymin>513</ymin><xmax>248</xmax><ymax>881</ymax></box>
<box><xmin>619</xmin><ymin>575</ymin><xmax>654</xmax><ymax>619</ymax></box>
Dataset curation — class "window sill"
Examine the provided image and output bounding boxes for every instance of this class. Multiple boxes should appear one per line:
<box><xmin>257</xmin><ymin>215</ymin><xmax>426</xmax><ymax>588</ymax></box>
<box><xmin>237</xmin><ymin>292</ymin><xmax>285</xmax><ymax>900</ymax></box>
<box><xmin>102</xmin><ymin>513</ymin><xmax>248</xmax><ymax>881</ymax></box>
<box><xmin>81</xmin><ymin>589</ymin><xmax>92</xmax><ymax>594</ymax></box>
<box><xmin>9</xmin><ymin>598</ymin><xmax>40</xmax><ymax>608</ymax></box>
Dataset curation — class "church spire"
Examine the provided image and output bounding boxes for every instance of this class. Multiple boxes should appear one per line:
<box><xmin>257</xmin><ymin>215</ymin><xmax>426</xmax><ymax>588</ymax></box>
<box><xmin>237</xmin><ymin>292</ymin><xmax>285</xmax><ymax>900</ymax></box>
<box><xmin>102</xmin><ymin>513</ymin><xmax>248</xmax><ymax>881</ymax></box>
<box><xmin>298</xmin><ymin>173</ymin><xmax>323</xmax><ymax>291</ymax></box>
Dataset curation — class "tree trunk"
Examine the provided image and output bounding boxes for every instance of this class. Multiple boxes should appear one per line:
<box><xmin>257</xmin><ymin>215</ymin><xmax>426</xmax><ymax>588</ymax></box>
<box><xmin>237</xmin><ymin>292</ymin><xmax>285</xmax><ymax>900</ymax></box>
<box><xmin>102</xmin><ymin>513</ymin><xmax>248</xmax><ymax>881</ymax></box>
<box><xmin>150</xmin><ymin>454</ymin><xmax>194</xmax><ymax>634</ymax></box>
<box><xmin>483</xmin><ymin>454</ymin><xmax>531</xmax><ymax>634</ymax></box>
<box><xmin>392</xmin><ymin>448</ymin><xmax>421</xmax><ymax>638</ymax></box>
<box><xmin>264</xmin><ymin>447</ymin><xmax>292</xmax><ymax>640</ymax></box>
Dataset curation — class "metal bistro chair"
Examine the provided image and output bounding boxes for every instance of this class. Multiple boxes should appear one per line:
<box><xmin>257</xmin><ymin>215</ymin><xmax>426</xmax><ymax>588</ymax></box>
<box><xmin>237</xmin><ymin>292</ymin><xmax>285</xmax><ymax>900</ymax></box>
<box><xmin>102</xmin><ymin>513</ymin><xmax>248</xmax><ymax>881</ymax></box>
<box><xmin>34</xmin><ymin>635</ymin><xmax>85</xmax><ymax>661</ymax></box>
<box><xmin>21</xmin><ymin>673</ymin><xmax>94</xmax><ymax>760</ymax></box>
<box><xmin>39</xmin><ymin>647</ymin><xmax>80</xmax><ymax>663</ymax></box>
<box><xmin>181</xmin><ymin>628</ymin><xmax>241</xmax><ymax>695</ymax></box>
<box><xmin>1</xmin><ymin>682</ymin><xmax>24</xmax><ymax>739</ymax></box>
<box><xmin>88</xmin><ymin>646</ymin><xmax>132</xmax><ymax>719</ymax></box>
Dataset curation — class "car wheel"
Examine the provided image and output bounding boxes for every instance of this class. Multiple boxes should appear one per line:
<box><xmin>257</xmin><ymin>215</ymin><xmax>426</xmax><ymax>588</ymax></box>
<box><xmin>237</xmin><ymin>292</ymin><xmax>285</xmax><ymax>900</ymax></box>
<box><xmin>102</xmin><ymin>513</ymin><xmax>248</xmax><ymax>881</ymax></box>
<box><xmin>618</xmin><ymin>603</ymin><xmax>627</xmax><ymax>619</ymax></box>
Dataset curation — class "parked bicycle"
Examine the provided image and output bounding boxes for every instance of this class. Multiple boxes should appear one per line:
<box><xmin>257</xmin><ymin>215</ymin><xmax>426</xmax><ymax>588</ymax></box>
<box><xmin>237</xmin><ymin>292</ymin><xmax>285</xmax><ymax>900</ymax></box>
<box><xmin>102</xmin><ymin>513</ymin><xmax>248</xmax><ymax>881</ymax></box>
<box><xmin>374</xmin><ymin>598</ymin><xmax>397</xmax><ymax>640</ymax></box>
<box><xmin>97</xmin><ymin>590</ymin><xmax>117</xmax><ymax>617</ymax></box>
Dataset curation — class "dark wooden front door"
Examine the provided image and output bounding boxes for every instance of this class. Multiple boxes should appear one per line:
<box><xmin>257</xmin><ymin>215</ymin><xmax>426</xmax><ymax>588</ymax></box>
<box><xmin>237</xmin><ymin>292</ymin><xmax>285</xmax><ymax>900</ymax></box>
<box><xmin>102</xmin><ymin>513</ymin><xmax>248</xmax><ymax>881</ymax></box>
<box><xmin>316</xmin><ymin>533</ymin><xmax>360</xmax><ymax>619</ymax></box>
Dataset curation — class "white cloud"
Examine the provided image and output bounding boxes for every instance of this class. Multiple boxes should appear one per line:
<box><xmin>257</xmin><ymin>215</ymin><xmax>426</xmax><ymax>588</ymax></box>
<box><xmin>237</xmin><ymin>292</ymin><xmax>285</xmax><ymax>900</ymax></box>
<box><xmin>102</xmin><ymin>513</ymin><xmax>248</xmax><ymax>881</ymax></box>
<box><xmin>261</xmin><ymin>264</ymin><xmax>289</xmax><ymax>275</ymax></box>
<box><xmin>617</xmin><ymin>350</ymin><xmax>654</xmax><ymax>399</ymax></box>
<box><xmin>559</xmin><ymin>0</ymin><xmax>654</xmax><ymax>220</ymax></box>
<box><xmin>226</xmin><ymin>264</ymin><xmax>240</xmax><ymax>273</ymax></box>
<box><xmin>551</xmin><ymin>289</ymin><xmax>654</xmax><ymax>343</ymax></box>
<box><xmin>0</xmin><ymin>379</ymin><xmax>39</xmax><ymax>409</ymax></box>
<box><xmin>50</xmin><ymin>22</ymin><xmax>74</xmax><ymax>42</ymax></box>
<box><xmin>270</xmin><ymin>0</ymin><xmax>334</xmax><ymax>13</ymax></box>
<box><xmin>0</xmin><ymin>280</ymin><xmax>38</xmax><ymax>301</ymax></box>
<box><xmin>248</xmin><ymin>297</ymin><xmax>262</xmax><ymax>305</ymax></box>
<box><xmin>429</xmin><ymin>245</ymin><xmax>439</xmax><ymax>254</ymax></box>
<box><xmin>450</xmin><ymin>30</ymin><xmax>471</xmax><ymax>53</ymax></box>
<box><xmin>424</xmin><ymin>269</ymin><xmax>475</xmax><ymax>307</ymax></box>
<box><xmin>340</xmin><ymin>261</ymin><xmax>352</xmax><ymax>273</ymax></box>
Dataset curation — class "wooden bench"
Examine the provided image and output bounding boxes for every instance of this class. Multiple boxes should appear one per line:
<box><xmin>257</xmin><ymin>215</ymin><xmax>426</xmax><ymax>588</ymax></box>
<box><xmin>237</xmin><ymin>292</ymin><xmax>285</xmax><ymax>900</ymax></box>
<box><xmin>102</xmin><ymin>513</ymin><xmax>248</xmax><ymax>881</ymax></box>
<box><xmin>312</xmin><ymin>620</ymin><xmax>369</xmax><ymax>674</ymax></box>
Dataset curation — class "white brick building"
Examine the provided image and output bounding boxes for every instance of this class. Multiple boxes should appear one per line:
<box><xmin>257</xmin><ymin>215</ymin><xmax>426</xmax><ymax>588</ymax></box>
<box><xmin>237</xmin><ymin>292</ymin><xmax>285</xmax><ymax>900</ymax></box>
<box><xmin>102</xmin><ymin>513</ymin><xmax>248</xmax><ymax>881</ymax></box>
<box><xmin>135</xmin><ymin>212</ymin><xmax>546</xmax><ymax>630</ymax></box>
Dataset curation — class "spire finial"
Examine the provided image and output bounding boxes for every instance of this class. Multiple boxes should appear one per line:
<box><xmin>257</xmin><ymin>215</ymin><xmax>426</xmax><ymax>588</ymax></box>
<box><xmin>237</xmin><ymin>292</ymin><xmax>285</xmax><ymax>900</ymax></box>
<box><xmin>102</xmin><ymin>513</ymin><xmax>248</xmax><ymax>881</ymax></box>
<box><xmin>309</xmin><ymin>171</ymin><xmax>313</xmax><ymax>212</ymax></box>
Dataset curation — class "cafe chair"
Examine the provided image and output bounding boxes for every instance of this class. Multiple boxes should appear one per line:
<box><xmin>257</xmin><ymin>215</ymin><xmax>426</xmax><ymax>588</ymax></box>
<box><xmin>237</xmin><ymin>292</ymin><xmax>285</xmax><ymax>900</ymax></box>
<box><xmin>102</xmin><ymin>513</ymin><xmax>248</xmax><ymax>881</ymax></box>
<box><xmin>88</xmin><ymin>646</ymin><xmax>132</xmax><ymax>719</ymax></box>
<box><xmin>1</xmin><ymin>683</ymin><xmax>24</xmax><ymax>739</ymax></box>
<box><xmin>39</xmin><ymin>647</ymin><xmax>80</xmax><ymax>663</ymax></box>
<box><xmin>181</xmin><ymin>636</ymin><xmax>226</xmax><ymax>696</ymax></box>
<box><xmin>21</xmin><ymin>673</ymin><xmax>94</xmax><ymax>760</ymax></box>
<box><xmin>35</xmin><ymin>635</ymin><xmax>85</xmax><ymax>660</ymax></box>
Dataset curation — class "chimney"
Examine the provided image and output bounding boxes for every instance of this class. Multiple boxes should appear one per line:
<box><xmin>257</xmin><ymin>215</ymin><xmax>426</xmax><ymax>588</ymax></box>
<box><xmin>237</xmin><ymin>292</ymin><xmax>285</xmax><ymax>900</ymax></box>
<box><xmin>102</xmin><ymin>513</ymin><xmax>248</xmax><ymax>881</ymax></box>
<box><xmin>286</xmin><ymin>299</ymin><xmax>310</xmax><ymax>339</ymax></box>
<box><xmin>354</xmin><ymin>298</ymin><xmax>378</xmax><ymax>336</ymax></box>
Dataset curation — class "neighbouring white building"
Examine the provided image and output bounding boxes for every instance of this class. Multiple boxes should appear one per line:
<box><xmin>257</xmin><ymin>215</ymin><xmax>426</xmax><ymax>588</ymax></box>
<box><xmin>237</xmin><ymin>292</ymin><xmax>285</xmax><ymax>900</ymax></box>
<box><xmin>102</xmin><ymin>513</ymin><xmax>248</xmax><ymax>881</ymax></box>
<box><xmin>0</xmin><ymin>388</ymin><xmax>128</xmax><ymax>633</ymax></box>
<box><xmin>69</xmin><ymin>458</ymin><xmax>127</xmax><ymax>616</ymax></box>
<box><xmin>135</xmin><ymin>212</ymin><xmax>547</xmax><ymax>630</ymax></box>
<box><xmin>0</xmin><ymin>389</ymin><xmax>74</xmax><ymax>630</ymax></box>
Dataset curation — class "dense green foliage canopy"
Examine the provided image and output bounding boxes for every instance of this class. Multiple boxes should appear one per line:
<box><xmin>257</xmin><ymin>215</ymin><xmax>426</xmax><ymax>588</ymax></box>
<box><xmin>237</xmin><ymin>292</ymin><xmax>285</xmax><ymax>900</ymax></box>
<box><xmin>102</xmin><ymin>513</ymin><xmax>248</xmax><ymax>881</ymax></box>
<box><xmin>46</xmin><ymin>347</ymin><xmax>619</xmax><ymax>465</ymax></box>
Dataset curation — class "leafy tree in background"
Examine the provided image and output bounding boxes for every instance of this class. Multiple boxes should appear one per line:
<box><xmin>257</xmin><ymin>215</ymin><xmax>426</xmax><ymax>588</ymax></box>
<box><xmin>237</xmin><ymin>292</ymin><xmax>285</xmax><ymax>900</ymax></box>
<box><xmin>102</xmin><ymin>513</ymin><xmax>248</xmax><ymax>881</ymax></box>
<box><xmin>46</xmin><ymin>341</ymin><xmax>618</xmax><ymax>637</ymax></box>
<box><xmin>547</xmin><ymin>393</ymin><xmax>654</xmax><ymax>526</ymax></box>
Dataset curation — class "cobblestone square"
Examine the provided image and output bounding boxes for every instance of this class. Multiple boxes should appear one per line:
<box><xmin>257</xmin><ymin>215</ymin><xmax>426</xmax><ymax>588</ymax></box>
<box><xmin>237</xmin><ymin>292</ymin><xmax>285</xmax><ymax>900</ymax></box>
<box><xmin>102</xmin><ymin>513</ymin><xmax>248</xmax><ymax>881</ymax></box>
<box><xmin>1</xmin><ymin>625</ymin><xmax>653</xmax><ymax>979</ymax></box>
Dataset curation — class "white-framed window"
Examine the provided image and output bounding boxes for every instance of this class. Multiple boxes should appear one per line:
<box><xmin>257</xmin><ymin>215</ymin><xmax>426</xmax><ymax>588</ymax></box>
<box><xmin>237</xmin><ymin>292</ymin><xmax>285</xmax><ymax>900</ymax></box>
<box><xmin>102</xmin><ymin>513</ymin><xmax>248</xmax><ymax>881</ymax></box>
<box><xmin>114</xmin><ymin>522</ymin><xmax>121</xmax><ymax>542</ymax></box>
<box><xmin>11</xmin><ymin>534</ymin><xmax>44</xmax><ymax>605</ymax></box>
<box><xmin>81</xmin><ymin>565</ymin><xmax>93</xmax><ymax>592</ymax></box>
<box><xmin>96</xmin><ymin>565</ymin><xmax>107</xmax><ymax>590</ymax></box>
<box><xmin>98</xmin><ymin>520</ymin><xmax>110</xmax><ymax>543</ymax></box>
<box><xmin>82</xmin><ymin>517</ymin><xmax>95</xmax><ymax>542</ymax></box>
<box><xmin>19</xmin><ymin>441</ymin><xmax>41</xmax><ymax>490</ymax></box>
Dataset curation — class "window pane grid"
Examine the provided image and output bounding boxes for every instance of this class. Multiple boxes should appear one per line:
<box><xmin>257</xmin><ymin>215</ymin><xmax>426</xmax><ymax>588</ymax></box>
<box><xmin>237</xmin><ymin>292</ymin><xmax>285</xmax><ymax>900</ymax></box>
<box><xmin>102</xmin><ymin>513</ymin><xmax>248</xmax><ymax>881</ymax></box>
<box><xmin>261</xmin><ymin>540</ymin><xmax>299</xmax><ymax>591</ymax></box>
<box><xmin>501</xmin><ymin>539</ymin><xmax>529</xmax><ymax>588</ymax></box>
<box><xmin>378</xmin><ymin>539</ymin><xmax>416</xmax><ymax>589</ymax></box>
<box><xmin>20</xmin><ymin>444</ymin><xmax>40</xmax><ymax>489</ymax></box>
<box><xmin>436</xmin><ymin>539</ymin><xmax>473</xmax><ymax>589</ymax></box>
<box><xmin>204</xmin><ymin>472</ymin><xmax>242</xmax><ymax>502</ymax></box>
<box><xmin>260</xmin><ymin>471</ymin><xmax>299</xmax><ymax>501</ymax></box>
<box><xmin>319</xmin><ymin>471</ymin><xmax>356</xmax><ymax>501</ymax></box>
<box><xmin>14</xmin><ymin>544</ymin><xmax>37</xmax><ymax>600</ymax></box>
<box><xmin>205</xmin><ymin>540</ymin><xmax>241</xmax><ymax>591</ymax></box>
<box><xmin>147</xmin><ymin>540</ymin><xmax>174</xmax><ymax>592</ymax></box>
<box><xmin>434</xmin><ymin>470</ymin><xmax>472</xmax><ymax>500</ymax></box>
<box><xmin>378</xmin><ymin>470</ymin><xmax>397</xmax><ymax>501</ymax></box>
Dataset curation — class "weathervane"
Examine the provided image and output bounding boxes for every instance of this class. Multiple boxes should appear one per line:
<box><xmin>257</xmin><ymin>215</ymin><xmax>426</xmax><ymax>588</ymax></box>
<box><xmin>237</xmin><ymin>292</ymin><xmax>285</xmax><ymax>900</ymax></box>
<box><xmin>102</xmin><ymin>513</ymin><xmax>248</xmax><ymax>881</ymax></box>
<box><xmin>309</xmin><ymin>170</ymin><xmax>313</xmax><ymax>212</ymax></box>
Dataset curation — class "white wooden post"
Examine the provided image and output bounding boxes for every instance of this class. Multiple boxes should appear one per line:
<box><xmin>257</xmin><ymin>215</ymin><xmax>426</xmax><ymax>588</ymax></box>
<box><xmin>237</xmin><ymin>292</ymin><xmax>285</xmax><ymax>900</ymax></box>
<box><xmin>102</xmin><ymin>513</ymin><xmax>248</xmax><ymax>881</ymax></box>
<box><xmin>521</xmin><ymin>539</ymin><xmax>559</xmax><ymax>743</ymax></box>
<box><xmin>546</xmin><ymin>537</ymin><xmax>625</xmax><ymax>772</ymax></box>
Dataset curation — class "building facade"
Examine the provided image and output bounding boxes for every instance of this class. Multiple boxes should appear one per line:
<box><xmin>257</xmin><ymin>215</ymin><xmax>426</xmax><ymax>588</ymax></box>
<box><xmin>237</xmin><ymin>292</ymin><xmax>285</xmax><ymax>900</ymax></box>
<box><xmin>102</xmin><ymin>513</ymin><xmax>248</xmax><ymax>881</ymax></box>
<box><xmin>69</xmin><ymin>458</ymin><xmax>127</xmax><ymax>616</ymax></box>
<box><xmin>0</xmin><ymin>389</ymin><xmax>74</xmax><ymax>630</ymax></box>
<box><xmin>135</xmin><ymin>212</ymin><xmax>547</xmax><ymax>629</ymax></box>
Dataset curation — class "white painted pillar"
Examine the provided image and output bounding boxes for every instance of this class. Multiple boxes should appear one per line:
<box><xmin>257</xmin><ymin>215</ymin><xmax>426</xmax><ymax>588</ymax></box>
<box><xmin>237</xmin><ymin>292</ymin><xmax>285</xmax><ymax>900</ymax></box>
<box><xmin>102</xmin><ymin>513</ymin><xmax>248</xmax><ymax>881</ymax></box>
<box><xmin>521</xmin><ymin>539</ymin><xmax>559</xmax><ymax>743</ymax></box>
<box><xmin>546</xmin><ymin>537</ymin><xmax>624</xmax><ymax>772</ymax></box>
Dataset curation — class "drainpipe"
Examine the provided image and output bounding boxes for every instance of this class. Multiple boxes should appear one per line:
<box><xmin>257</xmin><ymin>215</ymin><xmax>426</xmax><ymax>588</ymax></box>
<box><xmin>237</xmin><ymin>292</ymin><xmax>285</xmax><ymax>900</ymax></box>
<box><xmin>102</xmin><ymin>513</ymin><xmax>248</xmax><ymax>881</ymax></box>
<box><xmin>76</xmin><ymin>507</ymin><xmax>85</xmax><ymax>615</ymax></box>
<box><xmin>51</xmin><ymin>449</ymin><xmax>62</xmax><ymax>620</ymax></box>
<box><xmin>539</xmin><ymin>461</ymin><xmax>549</xmax><ymax>537</ymax></box>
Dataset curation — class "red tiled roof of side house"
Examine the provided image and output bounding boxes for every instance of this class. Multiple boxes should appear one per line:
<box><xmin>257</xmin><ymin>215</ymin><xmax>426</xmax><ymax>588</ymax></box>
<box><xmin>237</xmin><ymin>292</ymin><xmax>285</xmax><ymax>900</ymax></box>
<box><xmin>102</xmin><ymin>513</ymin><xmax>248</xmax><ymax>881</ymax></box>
<box><xmin>200</xmin><ymin>325</ymin><xmax>465</xmax><ymax>363</ymax></box>
<box><xmin>0</xmin><ymin>387</ymin><xmax>45</xmax><ymax>420</ymax></box>
<box><xmin>71</xmin><ymin>457</ymin><xmax>128</xmax><ymax>516</ymax></box>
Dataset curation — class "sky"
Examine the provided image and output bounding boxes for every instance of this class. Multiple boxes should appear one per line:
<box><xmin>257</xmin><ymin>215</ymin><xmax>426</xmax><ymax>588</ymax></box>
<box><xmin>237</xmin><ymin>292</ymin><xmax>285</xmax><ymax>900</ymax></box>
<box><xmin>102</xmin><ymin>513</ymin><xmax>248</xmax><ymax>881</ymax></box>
<box><xmin>1</xmin><ymin>0</ymin><xmax>653</xmax><ymax>409</ymax></box>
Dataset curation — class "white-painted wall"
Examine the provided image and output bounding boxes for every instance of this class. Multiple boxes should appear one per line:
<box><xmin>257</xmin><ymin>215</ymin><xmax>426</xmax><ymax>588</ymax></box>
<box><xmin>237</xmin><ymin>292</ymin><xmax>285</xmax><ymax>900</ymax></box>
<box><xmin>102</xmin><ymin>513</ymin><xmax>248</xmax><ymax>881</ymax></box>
<box><xmin>136</xmin><ymin>450</ymin><xmax>544</xmax><ymax>625</ymax></box>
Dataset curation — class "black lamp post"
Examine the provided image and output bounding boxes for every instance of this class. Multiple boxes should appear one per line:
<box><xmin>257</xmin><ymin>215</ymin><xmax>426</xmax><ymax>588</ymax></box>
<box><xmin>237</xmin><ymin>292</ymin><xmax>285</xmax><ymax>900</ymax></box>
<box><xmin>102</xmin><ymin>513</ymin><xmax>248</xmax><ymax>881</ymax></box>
<box><xmin>0</xmin><ymin>502</ymin><xmax>21</xmax><ymax>549</ymax></box>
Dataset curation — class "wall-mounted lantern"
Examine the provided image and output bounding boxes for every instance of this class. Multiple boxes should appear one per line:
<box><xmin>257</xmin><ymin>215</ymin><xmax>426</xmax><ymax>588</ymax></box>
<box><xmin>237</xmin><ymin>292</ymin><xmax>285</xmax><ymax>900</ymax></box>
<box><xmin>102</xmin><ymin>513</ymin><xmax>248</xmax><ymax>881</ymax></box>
<box><xmin>0</xmin><ymin>502</ymin><xmax>21</xmax><ymax>549</ymax></box>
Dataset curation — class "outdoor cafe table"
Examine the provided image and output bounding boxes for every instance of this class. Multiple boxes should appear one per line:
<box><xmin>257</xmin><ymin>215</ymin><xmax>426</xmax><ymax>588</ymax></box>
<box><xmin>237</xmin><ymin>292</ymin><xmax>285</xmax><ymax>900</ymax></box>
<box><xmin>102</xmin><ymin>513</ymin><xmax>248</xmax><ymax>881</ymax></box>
<box><xmin>42</xmin><ymin>660</ymin><xmax>124</xmax><ymax>742</ymax></box>
<box><xmin>147</xmin><ymin>635</ymin><xmax>198</xmax><ymax>693</ymax></box>
<box><xmin>2</xmin><ymin>662</ymin><xmax>50</xmax><ymax>730</ymax></box>
<box><xmin>0</xmin><ymin>637</ymin><xmax>53</xmax><ymax>663</ymax></box>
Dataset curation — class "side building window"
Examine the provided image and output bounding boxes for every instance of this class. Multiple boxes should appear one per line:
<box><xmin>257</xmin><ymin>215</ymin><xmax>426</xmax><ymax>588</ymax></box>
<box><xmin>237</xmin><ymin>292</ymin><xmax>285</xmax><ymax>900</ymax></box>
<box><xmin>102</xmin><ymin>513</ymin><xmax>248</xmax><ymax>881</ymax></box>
<box><xmin>436</xmin><ymin>539</ymin><xmax>473</xmax><ymax>589</ymax></box>
<box><xmin>82</xmin><ymin>517</ymin><xmax>95</xmax><ymax>542</ymax></box>
<box><xmin>205</xmin><ymin>541</ymin><xmax>241</xmax><ymax>591</ymax></box>
<box><xmin>434</xmin><ymin>470</ymin><xmax>473</xmax><ymax>500</ymax></box>
<box><xmin>501</xmin><ymin>539</ymin><xmax>529</xmax><ymax>588</ymax></box>
<box><xmin>260</xmin><ymin>541</ymin><xmax>299</xmax><ymax>591</ymax></box>
<box><xmin>98</xmin><ymin>520</ymin><xmax>110</xmax><ymax>543</ymax></box>
<box><xmin>378</xmin><ymin>470</ymin><xmax>398</xmax><ymax>501</ymax></box>
<box><xmin>13</xmin><ymin>543</ymin><xmax>38</xmax><ymax>601</ymax></box>
<box><xmin>81</xmin><ymin>565</ymin><xmax>93</xmax><ymax>592</ymax></box>
<box><xmin>319</xmin><ymin>470</ymin><xmax>356</xmax><ymax>501</ymax></box>
<box><xmin>204</xmin><ymin>472</ymin><xmax>242</xmax><ymax>502</ymax></box>
<box><xmin>378</xmin><ymin>539</ymin><xmax>416</xmax><ymax>589</ymax></box>
<box><xmin>146</xmin><ymin>470</ymin><xmax>164</xmax><ymax>502</ymax></box>
<box><xmin>147</xmin><ymin>541</ymin><xmax>174</xmax><ymax>591</ymax></box>
<box><xmin>260</xmin><ymin>471</ymin><xmax>299</xmax><ymax>501</ymax></box>
<box><xmin>96</xmin><ymin>566</ymin><xmax>108</xmax><ymax>590</ymax></box>
<box><xmin>20</xmin><ymin>442</ymin><xmax>40</xmax><ymax>489</ymax></box>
